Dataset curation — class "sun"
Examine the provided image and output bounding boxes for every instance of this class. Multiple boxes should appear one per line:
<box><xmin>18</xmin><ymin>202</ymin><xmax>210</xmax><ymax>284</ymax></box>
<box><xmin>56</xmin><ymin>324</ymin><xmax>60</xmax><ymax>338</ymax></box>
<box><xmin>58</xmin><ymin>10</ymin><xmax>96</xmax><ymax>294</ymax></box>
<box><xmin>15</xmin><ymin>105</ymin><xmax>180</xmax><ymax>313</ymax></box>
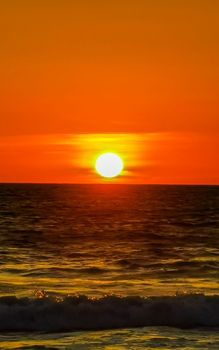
<box><xmin>95</xmin><ymin>152</ymin><xmax>124</xmax><ymax>178</ymax></box>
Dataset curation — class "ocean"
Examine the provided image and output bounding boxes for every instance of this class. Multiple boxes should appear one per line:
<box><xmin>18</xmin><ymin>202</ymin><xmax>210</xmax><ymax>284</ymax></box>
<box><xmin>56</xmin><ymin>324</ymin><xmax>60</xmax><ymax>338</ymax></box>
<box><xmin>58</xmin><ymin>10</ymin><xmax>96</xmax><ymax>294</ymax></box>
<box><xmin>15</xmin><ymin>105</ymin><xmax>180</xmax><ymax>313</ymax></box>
<box><xmin>0</xmin><ymin>184</ymin><xmax>218</xmax><ymax>349</ymax></box>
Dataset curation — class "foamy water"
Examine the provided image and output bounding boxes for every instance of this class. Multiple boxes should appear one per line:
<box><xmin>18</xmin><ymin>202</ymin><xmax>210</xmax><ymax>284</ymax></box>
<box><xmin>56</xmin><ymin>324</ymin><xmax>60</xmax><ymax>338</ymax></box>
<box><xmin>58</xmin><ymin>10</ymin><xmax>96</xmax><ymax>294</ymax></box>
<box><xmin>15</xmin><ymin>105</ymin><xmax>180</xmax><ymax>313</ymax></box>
<box><xmin>0</xmin><ymin>184</ymin><xmax>218</xmax><ymax>348</ymax></box>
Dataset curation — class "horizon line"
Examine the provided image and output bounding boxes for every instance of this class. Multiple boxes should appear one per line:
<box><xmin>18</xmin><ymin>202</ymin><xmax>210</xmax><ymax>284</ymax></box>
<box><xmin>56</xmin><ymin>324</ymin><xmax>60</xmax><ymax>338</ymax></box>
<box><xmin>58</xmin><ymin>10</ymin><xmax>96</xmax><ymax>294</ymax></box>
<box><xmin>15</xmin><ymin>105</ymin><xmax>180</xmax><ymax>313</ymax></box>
<box><xmin>0</xmin><ymin>182</ymin><xmax>218</xmax><ymax>186</ymax></box>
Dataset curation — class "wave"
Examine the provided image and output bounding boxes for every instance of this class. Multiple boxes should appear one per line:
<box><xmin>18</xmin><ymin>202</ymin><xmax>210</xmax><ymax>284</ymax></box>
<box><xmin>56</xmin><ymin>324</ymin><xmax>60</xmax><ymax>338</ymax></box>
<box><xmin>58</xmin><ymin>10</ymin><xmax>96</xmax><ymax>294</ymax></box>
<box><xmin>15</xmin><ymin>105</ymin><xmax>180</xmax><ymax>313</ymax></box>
<box><xmin>23</xmin><ymin>266</ymin><xmax>106</xmax><ymax>277</ymax></box>
<box><xmin>0</xmin><ymin>293</ymin><xmax>218</xmax><ymax>332</ymax></box>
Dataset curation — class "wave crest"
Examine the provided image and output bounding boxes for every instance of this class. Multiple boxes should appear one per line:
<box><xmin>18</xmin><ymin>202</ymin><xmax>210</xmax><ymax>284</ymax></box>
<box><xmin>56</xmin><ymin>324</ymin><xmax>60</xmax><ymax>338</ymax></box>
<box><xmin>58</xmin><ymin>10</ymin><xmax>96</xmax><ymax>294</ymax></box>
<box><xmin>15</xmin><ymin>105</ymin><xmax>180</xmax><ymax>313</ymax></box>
<box><xmin>0</xmin><ymin>293</ymin><xmax>218</xmax><ymax>332</ymax></box>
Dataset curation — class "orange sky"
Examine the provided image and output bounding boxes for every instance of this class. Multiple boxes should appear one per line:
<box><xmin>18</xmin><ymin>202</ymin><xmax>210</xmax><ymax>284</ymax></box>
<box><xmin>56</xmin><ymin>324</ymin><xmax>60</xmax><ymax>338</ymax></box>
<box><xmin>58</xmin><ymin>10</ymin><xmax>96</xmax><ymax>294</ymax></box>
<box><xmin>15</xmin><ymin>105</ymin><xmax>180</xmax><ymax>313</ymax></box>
<box><xmin>0</xmin><ymin>1</ymin><xmax>218</xmax><ymax>184</ymax></box>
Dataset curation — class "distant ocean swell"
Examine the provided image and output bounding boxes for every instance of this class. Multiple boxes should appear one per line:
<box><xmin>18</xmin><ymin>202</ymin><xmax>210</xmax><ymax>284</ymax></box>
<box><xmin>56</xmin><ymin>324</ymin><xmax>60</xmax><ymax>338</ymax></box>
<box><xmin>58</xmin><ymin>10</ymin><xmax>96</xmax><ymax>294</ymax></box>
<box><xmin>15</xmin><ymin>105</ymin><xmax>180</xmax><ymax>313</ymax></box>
<box><xmin>0</xmin><ymin>294</ymin><xmax>218</xmax><ymax>332</ymax></box>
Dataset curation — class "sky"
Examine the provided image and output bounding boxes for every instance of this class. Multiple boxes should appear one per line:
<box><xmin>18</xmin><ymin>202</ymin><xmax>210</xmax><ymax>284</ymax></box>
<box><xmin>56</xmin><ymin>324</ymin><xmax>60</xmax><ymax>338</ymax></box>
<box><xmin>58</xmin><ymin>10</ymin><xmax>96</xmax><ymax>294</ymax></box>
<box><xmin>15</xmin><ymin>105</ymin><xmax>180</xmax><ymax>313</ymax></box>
<box><xmin>0</xmin><ymin>0</ymin><xmax>218</xmax><ymax>184</ymax></box>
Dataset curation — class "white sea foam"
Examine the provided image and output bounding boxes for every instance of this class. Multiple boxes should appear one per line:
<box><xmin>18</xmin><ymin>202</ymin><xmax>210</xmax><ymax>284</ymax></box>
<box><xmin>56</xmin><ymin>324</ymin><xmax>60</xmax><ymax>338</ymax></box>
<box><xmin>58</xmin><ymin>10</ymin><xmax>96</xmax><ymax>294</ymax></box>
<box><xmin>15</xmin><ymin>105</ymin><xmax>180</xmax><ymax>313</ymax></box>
<box><xmin>0</xmin><ymin>294</ymin><xmax>218</xmax><ymax>332</ymax></box>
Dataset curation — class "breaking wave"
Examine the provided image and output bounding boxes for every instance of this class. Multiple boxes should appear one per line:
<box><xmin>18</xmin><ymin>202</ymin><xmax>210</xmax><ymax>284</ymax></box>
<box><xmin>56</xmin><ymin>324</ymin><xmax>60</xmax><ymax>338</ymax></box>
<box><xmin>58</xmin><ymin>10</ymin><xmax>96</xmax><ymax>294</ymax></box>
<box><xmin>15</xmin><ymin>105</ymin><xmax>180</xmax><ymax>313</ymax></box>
<box><xmin>0</xmin><ymin>293</ymin><xmax>219</xmax><ymax>332</ymax></box>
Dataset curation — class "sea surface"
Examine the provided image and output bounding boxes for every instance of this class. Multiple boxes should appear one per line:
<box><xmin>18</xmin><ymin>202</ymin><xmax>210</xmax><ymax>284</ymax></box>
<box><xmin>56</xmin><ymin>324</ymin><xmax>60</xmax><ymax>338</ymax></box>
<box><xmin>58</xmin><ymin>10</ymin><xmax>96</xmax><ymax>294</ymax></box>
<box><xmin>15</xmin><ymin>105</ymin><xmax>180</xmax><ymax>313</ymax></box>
<box><xmin>0</xmin><ymin>184</ymin><xmax>218</xmax><ymax>349</ymax></box>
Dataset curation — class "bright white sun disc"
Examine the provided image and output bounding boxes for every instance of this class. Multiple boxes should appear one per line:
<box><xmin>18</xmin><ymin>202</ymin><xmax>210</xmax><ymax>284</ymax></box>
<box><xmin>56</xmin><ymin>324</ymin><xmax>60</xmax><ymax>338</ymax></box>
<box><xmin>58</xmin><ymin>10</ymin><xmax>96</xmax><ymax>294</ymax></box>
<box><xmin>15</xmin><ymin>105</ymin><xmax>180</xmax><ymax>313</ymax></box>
<box><xmin>95</xmin><ymin>153</ymin><xmax>123</xmax><ymax>178</ymax></box>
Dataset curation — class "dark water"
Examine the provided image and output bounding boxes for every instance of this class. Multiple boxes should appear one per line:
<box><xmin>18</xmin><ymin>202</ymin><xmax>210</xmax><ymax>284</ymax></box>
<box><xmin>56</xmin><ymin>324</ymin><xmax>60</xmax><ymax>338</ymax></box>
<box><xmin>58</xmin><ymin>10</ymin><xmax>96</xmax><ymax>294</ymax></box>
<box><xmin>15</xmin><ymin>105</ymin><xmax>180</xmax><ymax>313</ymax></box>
<box><xmin>0</xmin><ymin>184</ymin><xmax>219</xmax><ymax>348</ymax></box>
